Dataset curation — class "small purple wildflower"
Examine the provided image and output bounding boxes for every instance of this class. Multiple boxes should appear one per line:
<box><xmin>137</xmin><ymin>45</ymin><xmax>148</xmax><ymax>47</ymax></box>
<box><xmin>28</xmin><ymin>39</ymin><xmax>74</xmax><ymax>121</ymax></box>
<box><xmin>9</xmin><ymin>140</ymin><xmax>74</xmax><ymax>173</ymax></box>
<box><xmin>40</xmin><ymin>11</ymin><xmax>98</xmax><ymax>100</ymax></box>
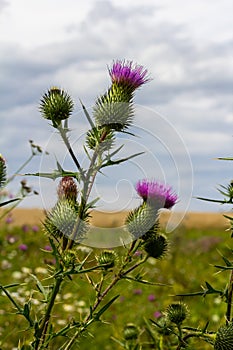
<box><xmin>148</xmin><ymin>294</ymin><xmax>156</xmax><ymax>302</ymax></box>
<box><xmin>32</xmin><ymin>225</ymin><xmax>39</xmax><ymax>232</ymax></box>
<box><xmin>109</xmin><ymin>60</ymin><xmax>149</xmax><ymax>90</ymax></box>
<box><xmin>44</xmin><ymin>245</ymin><xmax>52</xmax><ymax>251</ymax></box>
<box><xmin>133</xmin><ymin>288</ymin><xmax>142</xmax><ymax>295</ymax></box>
<box><xmin>18</xmin><ymin>244</ymin><xmax>28</xmax><ymax>251</ymax></box>
<box><xmin>154</xmin><ymin>311</ymin><xmax>162</xmax><ymax>319</ymax></box>
<box><xmin>22</xmin><ymin>224</ymin><xmax>29</xmax><ymax>233</ymax></box>
<box><xmin>5</xmin><ymin>215</ymin><xmax>13</xmax><ymax>224</ymax></box>
<box><xmin>136</xmin><ymin>179</ymin><xmax>177</xmax><ymax>209</ymax></box>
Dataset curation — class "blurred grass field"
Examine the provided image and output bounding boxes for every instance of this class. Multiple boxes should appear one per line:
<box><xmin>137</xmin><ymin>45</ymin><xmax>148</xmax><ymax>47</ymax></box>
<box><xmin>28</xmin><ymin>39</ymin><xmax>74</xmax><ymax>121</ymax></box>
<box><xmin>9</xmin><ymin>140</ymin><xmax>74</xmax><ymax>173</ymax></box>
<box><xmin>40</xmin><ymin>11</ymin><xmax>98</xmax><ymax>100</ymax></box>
<box><xmin>0</xmin><ymin>209</ymin><xmax>232</xmax><ymax>349</ymax></box>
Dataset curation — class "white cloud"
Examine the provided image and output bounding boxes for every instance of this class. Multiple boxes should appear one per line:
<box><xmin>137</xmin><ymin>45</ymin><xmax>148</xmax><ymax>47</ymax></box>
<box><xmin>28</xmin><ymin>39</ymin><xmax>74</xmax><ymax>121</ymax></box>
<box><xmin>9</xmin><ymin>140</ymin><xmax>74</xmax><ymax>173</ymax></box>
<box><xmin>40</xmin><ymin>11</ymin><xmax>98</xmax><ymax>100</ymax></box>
<box><xmin>0</xmin><ymin>0</ymin><xmax>232</xmax><ymax>213</ymax></box>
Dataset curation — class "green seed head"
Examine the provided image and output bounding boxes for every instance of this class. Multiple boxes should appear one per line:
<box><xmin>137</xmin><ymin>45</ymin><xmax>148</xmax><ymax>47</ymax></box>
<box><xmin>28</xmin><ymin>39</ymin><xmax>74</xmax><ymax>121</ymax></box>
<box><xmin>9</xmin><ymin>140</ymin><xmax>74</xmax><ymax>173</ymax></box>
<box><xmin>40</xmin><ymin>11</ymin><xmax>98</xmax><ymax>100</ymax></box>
<box><xmin>39</xmin><ymin>87</ymin><xmax>74</xmax><ymax>127</ymax></box>
<box><xmin>123</xmin><ymin>323</ymin><xmax>139</xmax><ymax>340</ymax></box>
<box><xmin>214</xmin><ymin>322</ymin><xmax>233</xmax><ymax>350</ymax></box>
<box><xmin>143</xmin><ymin>233</ymin><xmax>169</xmax><ymax>259</ymax></box>
<box><xmin>97</xmin><ymin>250</ymin><xmax>117</xmax><ymax>269</ymax></box>
<box><xmin>125</xmin><ymin>202</ymin><xmax>158</xmax><ymax>239</ymax></box>
<box><xmin>62</xmin><ymin>250</ymin><xmax>77</xmax><ymax>267</ymax></box>
<box><xmin>166</xmin><ymin>303</ymin><xmax>188</xmax><ymax>325</ymax></box>
<box><xmin>156</xmin><ymin>317</ymin><xmax>174</xmax><ymax>335</ymax></box>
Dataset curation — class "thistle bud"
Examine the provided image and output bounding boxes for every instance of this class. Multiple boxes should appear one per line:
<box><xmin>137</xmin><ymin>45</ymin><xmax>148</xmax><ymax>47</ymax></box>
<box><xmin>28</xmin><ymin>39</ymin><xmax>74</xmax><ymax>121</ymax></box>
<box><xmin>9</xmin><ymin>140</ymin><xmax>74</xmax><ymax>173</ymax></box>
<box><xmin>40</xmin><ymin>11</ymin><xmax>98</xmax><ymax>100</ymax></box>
<box><xmin>143</xmin><ymin>233</ymin><xmax>169</xmax><ymax>259</ymax></box>
<box><xmin>43</xmin><ymin>200</ymin><xmax>88</xmax><ymax>244</ymax></box>
<box><xmin>123</xmin><ymin>323</ymin><xmax>139</xmax><ymax>340</ymax></box>
<box><xmin>39</xmin><ymin>87</ymin><xmax>74</xmax><ymax>127</ymax></box>
<box><xmin>214</xmin><ymin>322</ymin><xmax>233</xmax><ymax>350</ymax></box>
<box><xmin>62</xmin><ymin>250</ymin><xmax>77</xmax><ymax>267</ymax></box>
<box><xmin>93</xmin><ymin>60</ymin><xmax>149</xmax><ymax>131</ymax></box>
<box><xmin>97</xmin><ymin>250</ymin><xmax>117</xmax><ymax>270</ymax></box>
<box><xmin>165</xmin><ymin>303</ymin><xmax>188</xmax><ymax>325</ymax></box>
<box><xmin>156</xmin><ymin>317</ymin><xmax>173</xmax><ymax>335</ymax></box>
<box><xmin>57</xmin><ymin>177</ymin><xmax>78</xmax><ymax>202</ymax></box>
<box><xmin>125</xmin><ymin>202</ymin><xmax>158</xmax><ymax>239</ymax></box>
<box><xmin>86</xmin><ymin>127</ymin><xmax>115</xmax><ymax>151</ymax></box>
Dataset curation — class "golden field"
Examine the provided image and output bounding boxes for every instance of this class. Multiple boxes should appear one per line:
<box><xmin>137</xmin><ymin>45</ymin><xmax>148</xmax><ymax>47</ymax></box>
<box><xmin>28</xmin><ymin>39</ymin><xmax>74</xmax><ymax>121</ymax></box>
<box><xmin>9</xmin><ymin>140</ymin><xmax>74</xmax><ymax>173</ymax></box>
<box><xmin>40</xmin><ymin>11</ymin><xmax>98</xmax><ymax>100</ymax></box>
<box><xmin>0</xmin><ymin>208</ymin><xmax>230</xmax><ymax>230</ymax></box>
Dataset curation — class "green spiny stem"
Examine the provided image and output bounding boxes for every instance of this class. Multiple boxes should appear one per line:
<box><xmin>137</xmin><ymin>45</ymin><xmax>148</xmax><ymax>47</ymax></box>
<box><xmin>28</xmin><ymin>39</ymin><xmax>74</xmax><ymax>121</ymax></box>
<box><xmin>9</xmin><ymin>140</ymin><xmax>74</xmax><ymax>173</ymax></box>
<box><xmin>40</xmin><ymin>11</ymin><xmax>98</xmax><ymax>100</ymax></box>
<box><xmin>58</xmin><ymin>126</ymin><xmax>85</xmax><ymax>181</ymax></box>
<box><xmin>63</xmin><ymin>247</ymin><xmax>147</xmax><ymax>349</ymax></box>
<box><xmin>6</xmin><ymin>153</ymin><xmax>34</xmax><ymax>184</ymax></box>
<box><xmin>0</xmin><ymin>285</ymin><xmax>34</xmax><ymax>327</ymax></box>
<box><xmin>226</xmin><ymin>269</ymin><xmax>233</xmax><ymax>324</ymax></box>
<box><xmin>175</xmin><ymin>331</ymin><xmax>216</xmax><ymax>349</ymax></box>
<box><xmin>67</xmin><ymin>128</ymin><xmax>108</xmax><ymax>250</ymax></box>
<box><xmin>34</xmin><ymin>276</ymin><xmax>63</xmax><ymax>350</ymax></box>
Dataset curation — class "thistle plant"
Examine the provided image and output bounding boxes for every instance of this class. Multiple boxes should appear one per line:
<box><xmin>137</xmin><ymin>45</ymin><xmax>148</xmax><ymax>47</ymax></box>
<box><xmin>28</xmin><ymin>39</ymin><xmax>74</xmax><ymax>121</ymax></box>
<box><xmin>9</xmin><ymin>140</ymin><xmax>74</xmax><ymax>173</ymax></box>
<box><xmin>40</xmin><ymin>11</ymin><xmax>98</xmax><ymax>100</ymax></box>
<box><xmin>0</xmin><ymin>60</ymin><xmax>178</xmax><ymax>349</ymax></box>
<box><xmin>116</xmin><ymin>159</ymin><xmax>233</xmax><ymax>349</ymax></box>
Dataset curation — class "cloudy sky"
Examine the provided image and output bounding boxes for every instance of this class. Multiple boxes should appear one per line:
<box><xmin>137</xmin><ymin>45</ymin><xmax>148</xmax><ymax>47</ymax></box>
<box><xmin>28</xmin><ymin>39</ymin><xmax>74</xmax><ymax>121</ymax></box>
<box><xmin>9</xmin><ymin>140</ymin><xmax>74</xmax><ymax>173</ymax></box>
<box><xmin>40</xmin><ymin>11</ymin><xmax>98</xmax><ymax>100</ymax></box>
<box><xmin>0</xmin><ymin>0</ymin><xmax>233</xmax><ymax>216</ymax></box>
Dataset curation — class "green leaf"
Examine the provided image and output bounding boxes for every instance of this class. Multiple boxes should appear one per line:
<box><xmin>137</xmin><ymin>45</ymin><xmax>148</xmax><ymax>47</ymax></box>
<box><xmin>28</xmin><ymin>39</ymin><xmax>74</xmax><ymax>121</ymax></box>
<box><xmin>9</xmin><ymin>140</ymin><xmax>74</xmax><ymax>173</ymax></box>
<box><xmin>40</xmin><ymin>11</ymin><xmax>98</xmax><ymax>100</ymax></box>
<box><xmin>79</xmin><ymin>99</ymin><xmax>96</xmax><ymax>130</ymax></box>
<box><xmin>221</xmin><ymin>255</ymin><xmax>232</xmax><ymax>267</ymax></box>
<box><xmin>86</xmin><ymin>197</ymin><xmax>100</xmax><ymax>210</ymax></box>
<box><xmin>177</xmin><ymin>282</ymin><xmax>223</xmax><ymax>298</ymax></box>
<box><xmin>93</xmin><ymin>295</ymin><xmax>119</xmax><ymax>320</ymax></box>
<box><xmin>195</xmin><ymin>196</ymin><xmax>228</xmax><ymax>204</ymax></box>
<box><xmin>143</xmin><ymin>317</ymin><xmax>156</xmax><ymax>342</ymax></box>
<box><xmin>83</xmin><ymin>145</ymin><xmax>92</xmax><ymax>160</ymax></box>
<box><xmin>217</xmin><ymin>157</ymin><xmax>233</xmax><ymax>161</ymax></box>
<box><xmin>214</xmin><ymin>265</ymin><xmax>233</xmax><ymax>270</ymax></box>
<box><xmin>25</xmin><ymin>169</ymin><xmax>80</xmax><ymax>181</ymax></box>
<box><xmin>30</xmin><ymin>274</ymin><xmax>49</xmax><ymax>300</ymax></box>
<box><xmin>202</xmin><ymin>321</ymin><xmax>210</xmax><ymax>333</ymax></box>
<box><xmin>0</xmin><ymin>198</ymin><xmax>21</xmax><ymax>207</ymax></box>
<box><xmin>223</xmin><ymin>214</ymin><xmax>233</xmax><ymax>221</ymax></box>
<box><xmin>107</xmin><ymin>144</ymin><xmax>124</xmax><ymax>158</ymax></box>
<box><xmin>56</xmin><ymin>159</ymin><xmax>63</xmax><ymax>172</ymax></box>
<box><xmin>23</xmin><ymin>302</ymin><xmax>31</xmax><ymax>320</ymax></box>
<box><xmin>2</xmin><ymin>283</ymin><xmax>21</xmax><ymax>289</ymax></box>
<box><xmin>111</xmin><ymin>337</ymin><xmax>125</xmax><ymax>347</ymax></box>
<box><xmin>101</xmin><ymin>151</ymin><xmax>144</xmax><ymax>168</ymax></box>
<box><xmin>123</xmin><ymin>275</ymin><xmax>167</xmax><ymax>286</ymax></box>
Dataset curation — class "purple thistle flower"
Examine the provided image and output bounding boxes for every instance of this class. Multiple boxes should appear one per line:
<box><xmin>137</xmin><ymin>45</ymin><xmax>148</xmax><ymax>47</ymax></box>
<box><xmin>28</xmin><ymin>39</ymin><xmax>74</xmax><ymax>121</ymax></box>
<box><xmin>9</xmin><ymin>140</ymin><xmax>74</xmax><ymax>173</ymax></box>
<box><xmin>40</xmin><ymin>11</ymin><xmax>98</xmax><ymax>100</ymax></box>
<box><xmin>148</xmin><ymin>294</ymin><xmax>156</xmax><ymax>302</ymax></box>
<box><xmin>136</xmin><ymin>179</ymin><xmax>177</xmax><ymax>209</ymax></box>
<box><xmin>57</xmin><ymin>176</ymin><xmax>78</xmax><ymax>202</ymax></box>
<box><xmin>18</xmin><ymin>244</ymin><xmax>28</xmax><ymax>251</ymax></box>
<box><xmin>109</xmin><ymin>60</ymin><xmax>149</xmax><ymax>90</ymax></box>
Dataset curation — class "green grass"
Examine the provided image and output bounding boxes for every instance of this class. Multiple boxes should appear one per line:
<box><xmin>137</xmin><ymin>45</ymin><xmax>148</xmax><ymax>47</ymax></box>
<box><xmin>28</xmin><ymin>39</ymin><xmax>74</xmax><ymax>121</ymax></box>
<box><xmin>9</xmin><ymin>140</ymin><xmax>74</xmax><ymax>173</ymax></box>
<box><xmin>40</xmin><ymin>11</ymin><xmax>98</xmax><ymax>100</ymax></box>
<box><xmin>0</xmin><ymin>221</ymin><xmax>232</xmax><ymax>349</ymax></box>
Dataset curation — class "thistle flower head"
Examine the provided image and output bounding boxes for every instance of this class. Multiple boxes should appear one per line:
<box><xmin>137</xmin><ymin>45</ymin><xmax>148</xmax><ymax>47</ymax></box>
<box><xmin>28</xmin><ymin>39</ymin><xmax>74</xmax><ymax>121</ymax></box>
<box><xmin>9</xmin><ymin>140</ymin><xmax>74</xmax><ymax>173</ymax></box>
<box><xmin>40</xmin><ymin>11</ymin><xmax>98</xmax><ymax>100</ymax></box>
<box><xmin>136</xmin><ymin>179</ymin><xmax>177</xmax><ymax>209</ymax></box>
<box><xmin>125</xmin><ymin>202</ymin><xmax>158</xmax><ymax>239</ymax></box>
<box><xmin>109</xmin><ymin>60</ymin><xmax>149</xmax><ymax>91</ymax></box>
<box><xmin>214</xmin><ymin>322</ymin><xmax>233</xmax><ymax>350</ymax></box>
<box><xmin>123</xmin><ymin>323</ymin><xmax>139</xmax><ymax>340</ymax></box>
<box><xmin>165</xmin><ymin>303</ymin><xmax>188</xmax><ymax>325</ymax></box>
<box><xmin>97</xmin><ymin>250</ymin><xmax>117</xmax><ymax>270</ymax></box>
<box><xmin>143</xmin><ymin>233</ymin><xmax>169</xmax><ymax>259</ymax></box>
<box><xmin>39</xmin><ymin>87</ymin><xmax>74</xmax><ymax>127</ymax></box>
<box><xmin>57</xmin><ymin>177</ymin><xmax>78</xmax><ymax>202</ymax></box>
